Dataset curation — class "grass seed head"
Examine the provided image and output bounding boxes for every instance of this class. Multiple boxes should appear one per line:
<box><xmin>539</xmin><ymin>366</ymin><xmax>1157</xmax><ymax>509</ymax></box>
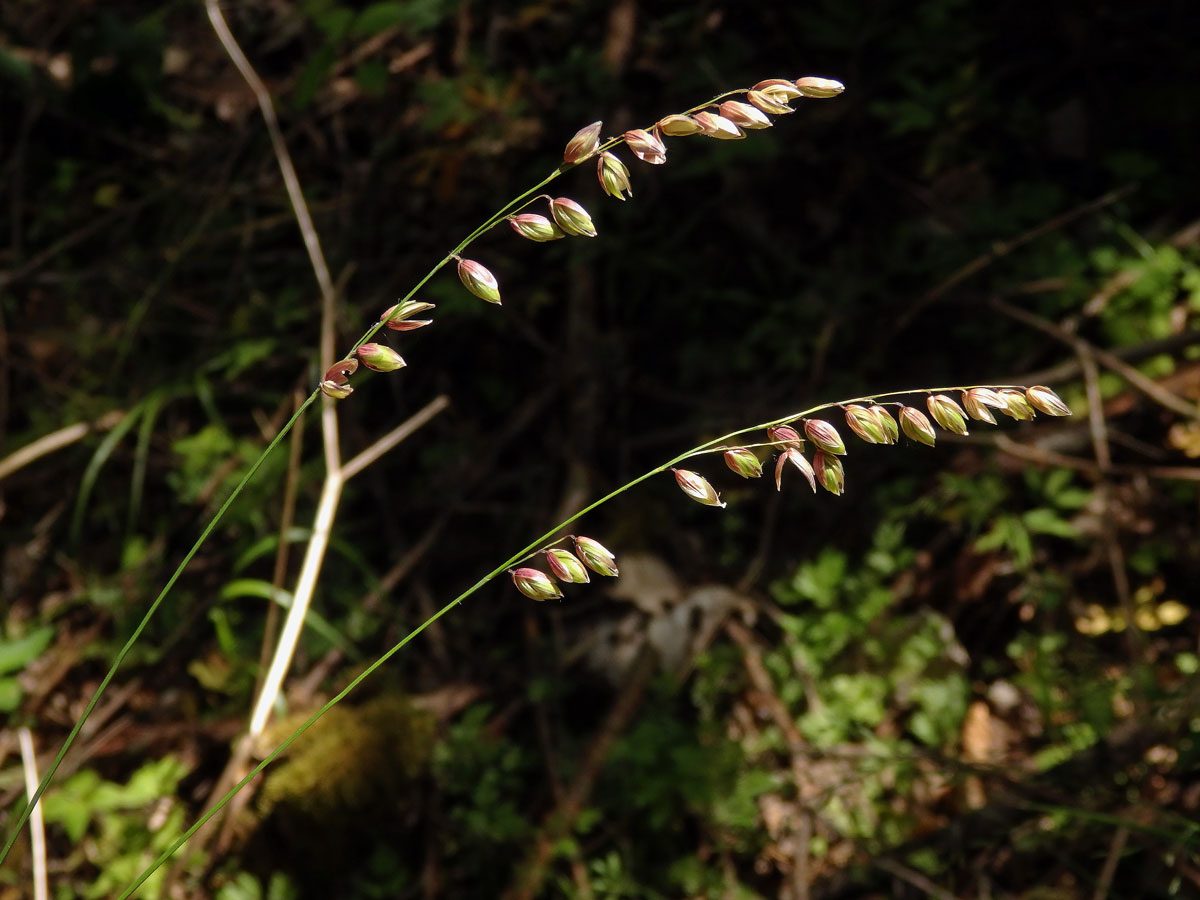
<box><xmin>767</xmin><ymin>424</ymin><xmax>804</xmax><ymax>449</ymax></box>
<box><xmin>899</xmin><ymin>405</ymin><xmax>937</xmax><ymax>446</ymax></box>
<box><xmin>719</xmin><ymin>100</ymin><xmax>772</xmax><ymax>130</ymax></box>
<box><xmin>795</xmin><ymin>76</ymin><xmax>845</xmax><ymax>98</ymax></box>
<box><xmin>746</xmin><ymin>90</ymin><xmax>795</xmax><ymax>115</ymax></box>
<box><xmin>843</xmin><ymin>405</ymin><xmax>887</xmax><ymax>444</ymax></box>
<box><xmin>804</xmin><ymin>418</ymin><xmax>847</xmax><ymax>455</ymax></box>
<box><xmin>962</xmin><ymin>389</ymin><xmax>998</xmax><ymax>424</ymax></box>
<box><xmin>998</xmin><ymin>388</ymin><xmax>1036</xmax><ymax>420</ymax></box>
<box><xmin>672</xmin><ymin>468</ymin><xmax>726</xmax><ymax>508</ymax></box>
<box><xmin>927</xmin><ymin>394</ymin><xmax>969</xmax><ymax>435</ymax></box>
<box><xmin>623</xmin><ymin>128</ymin><xmax>667</xmax><ymax>164</ymax></box>
<box><xmin>381</xmin><ymin>300</ymin><xmax>435</xmax><ymax>331</ymax></box>
<box><xmin>457</xmin><ymin>258</ymin><xmax>501</xmax><ymax>304</ymax></box>
<box><xmin>563</xmin><ymin>121</ymin><xmax>602</xmax><ymax>165</ymax></box>
<box><xmin>356</xmin><ymin>343</ymin><xmax>406</xmax><ymax>372</ymax></box>
<box><xmin>657</xmin><ymin>114</ymin><xmax>704</xmax><ymax>136</ymax></box>
<box><xmin>1026</xmin><ymin>385</ymin><xmax>1072</xmax><ymax>416</ymax></box>
<box><xmin>814</xmin><ymin>451</ymin><xmax>845</xmax><ymax>495</ymax></box>
<box><xmin>775</xmin><ymin>448</ymin><xmax>816</xmax><ymax>493</ymax></box>
<box><xmin>751</xmin><ymin>78</ymin><xmax>804</xmax><ymax>103</ymax></box>
<box><xmin>597</xmin><ymin>151</ymin><xmax>633</xmax><ymax>200</ymax></box>
<box><xmin>869</xmin><ymin>404</ymin><xmax>900</xmax><ymax>444</ymax></box>
<box><xmin>319</xmin><ymin>379</ymin><xmax>353</xmax><ymax>399</ymax></box>
<box><xmin>549</xmin><ymin>197</ymin><xmax>598</xmax><ymax>237</ymax></box>
<box><xmin>510</xmin><ymin>567</ymin><xmax>563</xmax><ymax>601</ymax></box>
<box><xmin>573</xmin><ymin>536</ymin><xmax>619</xmax><ymax>576</ymax></box>
<box><xmin>692</xmin><ymin>111</ymin><xmax>744</xmax><ymax>140</ymax></box>
<box><xmin>724</xmin><ymin>447</ymin><xmax>764</xmax><ymax>479</ymax></box>
<box><xmin>545</xmin><ymin>549</ymin><xmax>590</xmax><ymax>584</ymax></box>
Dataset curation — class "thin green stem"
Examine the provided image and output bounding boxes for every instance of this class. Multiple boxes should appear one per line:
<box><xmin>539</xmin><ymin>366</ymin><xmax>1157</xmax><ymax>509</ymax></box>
<box><xmin>12</xmin><ymin>86</ymin><xmax>766</xmax><ymax>870</ymax></box>
<box><xmin>116</xmin><ymin>381</ymin><xmax>1015</xmax><ymax>896</ymax></box>
<box><xmin>25</xmin><ymin>80</ymin><xmax>820</xmax><ymax>886</ymax></box>
<box><xmin>0</xmin><ymin>393</ymin><xmax>318</xmax><ymax>864</ymax></box>
<box><xmin>343</xmin><ymin>85</ymin><xmax>756</xmax><ymax>357</ymax></box>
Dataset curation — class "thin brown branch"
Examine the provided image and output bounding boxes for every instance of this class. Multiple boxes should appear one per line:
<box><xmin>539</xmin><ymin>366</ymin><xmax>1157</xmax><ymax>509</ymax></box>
<box><xmin>342</xmin><ymin>395</ymin><xmax>451</xmax><ymax>480</ymax></box>
<box><xmin>1075</xmin><ymin>340</ymin><xmax>1146</xmax><ymax>684</ymax></box>
<box><xmin>0</xmin><ymin>410</ymin><xmax>126</xmax><ymax>483</ymax></box>
<box><xmin>504</xmin><ymin>642</ymin><xmax>659</xmax><ymax>900</ymax></box>
<box><xmin>873</xmin><ymin>857</ymin><xmax>963</xmax><ymax>900</ymax></box>
<box><xmin>1090</xmin><ymin>825</ymin><xmax>1129</xmax><ymax>900</ymax></box>
<box><xmin>1074</xmin><ymin>217</ymin><xmax>1200</xmax><ymax>325</ymax></box>
<box><xmin>1078</xmin><ymin>348</ymin><xmax>1111</xmax><ymax>470</ymax></box>
<box><xmin>897</xmin><ymin>185</ymin><xmax>1135</xmax><ymax>330</ymax></box>
<box><xmin>0</xmin><ymin>196</ymin><xmax>154</xmax><ymax>292</ymax></box>
<box><xmin>991</xmin><ymin>434</ymin><xmax>1200</xmax><ymax>481</ymax></box>
<box><xmin>725</xmin><ymin>619</ymin><xmax>811</xmax><ymax>900</ymax></box>
<box><xmin>992</xmin><ymin>297</ymin><xmax>1200</xmax><ymax>420</ymax></box>
<box><xmin>17</xmin><ymin>728</ymin><xmax>48</xmax><ymax>900</ymax></box>
<box><xmin>1015</xmin><ymin>329</ymin><xmax>1200</xmax><ymax>388</ymax></box>
<box><xmin>254</xmin><ymin>388</ymin><xmax>308</xmax><ymax>703</ymax></box>
<box><xmin>204</xmin><ymin>0</ymin><xmax>337</xmax><ymax>362</ymax></box>
<box><xmin>204</xmin><ymin>0</ymin><xmax>343</xmax><ymax>471</ymax></box>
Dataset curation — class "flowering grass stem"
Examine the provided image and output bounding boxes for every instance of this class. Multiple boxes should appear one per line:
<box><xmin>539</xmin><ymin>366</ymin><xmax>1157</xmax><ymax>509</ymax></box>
<box><xmin>105</xmin><ymin>379</ymin><xmax>1042</xmax><ymax>896</ymax></box>
<box><xmin>0</xmin><ymin>82</ymin><xmax>779</xmax><ymax>873</ymax></box>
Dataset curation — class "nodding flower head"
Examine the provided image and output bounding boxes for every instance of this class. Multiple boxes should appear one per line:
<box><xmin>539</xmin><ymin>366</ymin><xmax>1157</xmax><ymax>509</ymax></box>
<box><xmin>544</xmin><ymin>548</ymin><xmax>590</xmax><ymax>584</ymax></box>
<box><xmin>775</xmin><ymin>448</ymin><xmax>816</xmax><ymax>493</ymax></box>
<box><xmin>927</xmin><ymin>394</ymin><xmax>969</xmax><ymax>435</ymax></box>
<box><xmin>509</xmin><ymin>213</ymin><xmax>565</xmax><ymax>242</ymax></box>
<box><xmin>457</xmin><ymin>258</ymin><xmax>501</xmax><ymax>304</ymax></box>
<box><xmin>794</xmin><ymin>76</ymin><xmax>845</xmax><ymax>98</ymax></box>
<box><xmin>597</xmin><ymin>152</ymin><xmax>633</xmax><ymax>201</ymax></box>
<box><xmin>962</xmin><ymin>388</ymin><xmax>1002</xmax><ymax>424</ymax></box>
<box><xmin>692</xmin><ymin>111</ymin><xmax>744</xmax><ymax>140</ymax></box>
<box><xmin>719</xmin><ymin>100</ymin><xmax>772</xmax><ymax>130</ymax></box>
<box><xmin>751</xmin><ymin>78</ymin><xmax>803</xmax><ymax>104</ymax></box>
<box><xmin>323</xmin><ymin>358</ymin><xmax>358</xmax><ymax>385</ymax></box>
<box><xmin>869</xmin><ymin>404</ymin><xmax>900</xmax><ymax>444</ymax></box>
<box><xmin>746</xmin><ymin>90</ymin><xmax>794</xmax><ymax>115</ymax></box>
<box><xmin>320</xmin><ymin>358</ymin><xmax>357</xmax><ymax>398</ymax></box>
<box><xmin>724</xmin><ymin>447</ymin><xmax>763</xmax><ymax>479</ymax></box>
<box><xmin>320</xmin><ymin>379</ymin><xmax>353</xmax><ymax>399</ymax></box>
<box><xmin>998</xmin><ymin>388</ymin><xmax>1036</xmax><ymax>421</ymax></box>
<box><xmin>573</xmin><ymin>536</ymin><xmax>618</xmax><ymax>576</ymax></box>
<box><xmin>657</xmin><ymin>114</ymin><xmax>704</xmax><ymax>136</ymax></box>
<box><xmin>672</xmin><ymin>468</ymin><xmax>726</xmax><ymax>508</ymax></box>
<box><xmin>623</xmin><ymin>128</ymin><xmax>667</xmax><ymax>165</ymax></box>
<box><xmin>356</xmin><ymin>343</ymin><xmax>406</xmax><ymax>372</ymax></box>
<box><xmin>814</xmin><ymin>451</ymin><xmax>845</xmax><ymax>495</ymax></box>
<box><xmin>899</xmin><ymin>405</ymin><xmax>937</xmax><ymax>446</ymax></box>
<box><xmin>381</xmin><ymin>300</ymin><xmax>435</xmax><ymax>331</ymax></box>
<box><xmin>563</xmin><ymin>121</ymin><xmax>602</xmax><ymax>165</ymax></box>
<box><xmin>510</xmin><ymin>567</ymin><xmax>562</xmax><ymax>601</ymax></box>
<box><xmin>803</xmin><ymin>419</ymin><xmax>846</xmax><ymax>456</ymax></box>
<box><xmin>1026</xmin><ymin>385</ymin><xmax>1072</xmax><ymax>416</ymax></box>
<box><xmin>843</xmin><ymin>405</ymin><xmax>888</xmax><ymax>445</ymax></box>
<box><xmin>767</xmin><ymin>424</ymin><xmax>803</xmax><ymax>448</ymax></box>
<box><xmin>549</xmin><ymin>197</ymin><xmax>597</xmax><ymax>237</ymax></box>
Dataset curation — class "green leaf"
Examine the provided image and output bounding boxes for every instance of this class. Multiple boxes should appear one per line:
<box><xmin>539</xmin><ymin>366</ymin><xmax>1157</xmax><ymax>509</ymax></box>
<box><xmin>0</xmin><ymin>626</ymin><xmax>54</xmax><ymax>675</ymax></box>
<box><xmin>1022</xmin><ymin>507</ymin><xmax>1078</xmax><ymax>539</ymax></box>
<box><xmin>791</xmin><ymin>548</ymin><xmax>846</xmax><ymax>609</ymax></box>
<box><xmin>0</xmin><ymin>677</ymin><xmax>22</xmax><ymax>712</ymax></box>
<box><xmin>354</xmin><ymin>59</ymin><xmax>389</xmax><ymax>96</ymax></box>
<box><xmin>352</xmin><ymin>2</ymin><xmax>406</xmax><ymax>35</ymax></box>
<box><xmin>218</xmin><ymin>579</ymin><xmax>356</xmax><ymax>656</ymax></box>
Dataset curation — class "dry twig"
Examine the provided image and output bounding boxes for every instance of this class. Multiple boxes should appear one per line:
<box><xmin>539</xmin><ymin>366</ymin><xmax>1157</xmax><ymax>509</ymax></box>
<box><xmin>897</xmin><ymin>185</ymin><xmax>1135</xmax><ymax>331</ymax></box>
<box><xmin>17</xmin><ymin>728</ymin><xmax>48</xmax><ymax>900</ymax></box>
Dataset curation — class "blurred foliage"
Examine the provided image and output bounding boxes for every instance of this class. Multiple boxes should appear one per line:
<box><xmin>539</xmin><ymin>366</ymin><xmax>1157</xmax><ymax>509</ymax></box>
<box><xmin>2</xmin><ymin>0</ymin><xmax>1199</xmax><ymax>897</ymax></box>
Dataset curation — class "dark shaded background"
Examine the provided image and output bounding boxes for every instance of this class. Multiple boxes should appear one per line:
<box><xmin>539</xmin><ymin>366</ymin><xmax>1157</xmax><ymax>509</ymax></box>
<box><xmin>2</xmin><ymin>1</ymin><xmax>1199</xmax><ymax>898</ymax></box>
